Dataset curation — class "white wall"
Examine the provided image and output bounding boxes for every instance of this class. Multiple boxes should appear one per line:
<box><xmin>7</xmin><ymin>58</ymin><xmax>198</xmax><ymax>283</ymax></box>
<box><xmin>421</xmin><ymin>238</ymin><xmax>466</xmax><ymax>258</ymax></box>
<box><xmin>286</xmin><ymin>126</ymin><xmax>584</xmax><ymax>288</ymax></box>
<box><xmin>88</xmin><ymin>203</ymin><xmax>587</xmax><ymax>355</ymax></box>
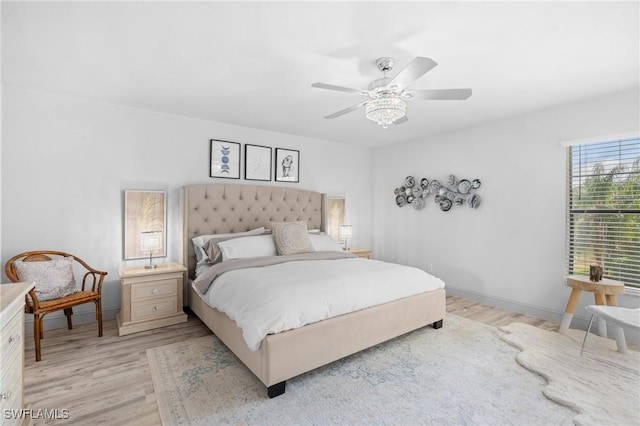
<box><xmin>1</xmin><ymin>86</ymin><xmax>372</xmax><ymax>329</ymax></box>
<box><xmin>0</xmin><ymin>1</ymin><xmax>3</xmax><ymax>259</ymax></box>
<box><xmin>3</xmin><ymin>85</ymin><xmax>638</xmax><ymax>339</ymax></box>
<box><xmin>372</xmin><ymin>89</ymin><xmax>640</xmax><ymax>331</ymax></box>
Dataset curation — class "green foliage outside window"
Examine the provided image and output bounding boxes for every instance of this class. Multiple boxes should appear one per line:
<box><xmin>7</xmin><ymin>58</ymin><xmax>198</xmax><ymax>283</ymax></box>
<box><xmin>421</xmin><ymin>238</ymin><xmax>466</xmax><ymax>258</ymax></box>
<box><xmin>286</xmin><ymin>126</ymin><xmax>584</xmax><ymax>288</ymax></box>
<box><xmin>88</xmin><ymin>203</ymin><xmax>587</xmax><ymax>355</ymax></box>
<box><xmin>568</xmin><ymin>138</ymin><xmax>640</xmax><ymax>287</ymax></box>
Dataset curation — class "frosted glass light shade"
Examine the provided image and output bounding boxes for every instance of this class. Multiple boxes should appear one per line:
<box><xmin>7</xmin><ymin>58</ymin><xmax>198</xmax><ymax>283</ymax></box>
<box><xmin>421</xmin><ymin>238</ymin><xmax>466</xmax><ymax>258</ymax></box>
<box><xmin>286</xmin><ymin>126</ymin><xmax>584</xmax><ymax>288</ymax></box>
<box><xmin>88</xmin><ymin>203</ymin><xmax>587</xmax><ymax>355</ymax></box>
<box><xmin>140</xmin><ymin>231</ymin><xmax>162</xmax><ymax>252</ymax></box>
<box><xmin>339</xmin><ymin>225</ymin><xmax>353</xmax><ymax>239</ymax></box>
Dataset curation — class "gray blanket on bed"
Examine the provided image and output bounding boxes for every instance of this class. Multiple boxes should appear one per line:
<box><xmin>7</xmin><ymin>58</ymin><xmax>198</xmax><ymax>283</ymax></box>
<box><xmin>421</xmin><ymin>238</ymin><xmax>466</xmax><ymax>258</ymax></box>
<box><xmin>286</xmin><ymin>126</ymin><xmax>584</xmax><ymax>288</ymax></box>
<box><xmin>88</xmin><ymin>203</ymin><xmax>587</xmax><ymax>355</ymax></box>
<box><xmin>192</xmin><ymin>251</ymin><xmax>357</xmax><ymax>295</ymax></box>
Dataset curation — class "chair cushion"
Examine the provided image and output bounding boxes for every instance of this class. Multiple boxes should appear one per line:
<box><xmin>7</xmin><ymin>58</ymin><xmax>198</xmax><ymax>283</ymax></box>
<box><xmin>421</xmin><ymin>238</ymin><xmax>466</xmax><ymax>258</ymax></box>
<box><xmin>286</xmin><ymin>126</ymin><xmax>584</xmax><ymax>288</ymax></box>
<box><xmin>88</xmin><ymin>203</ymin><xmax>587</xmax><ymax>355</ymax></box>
<box><xmin>14</xmin><ymin>257</ymin><xmax>77</xmax><ymax>301</ymax></box>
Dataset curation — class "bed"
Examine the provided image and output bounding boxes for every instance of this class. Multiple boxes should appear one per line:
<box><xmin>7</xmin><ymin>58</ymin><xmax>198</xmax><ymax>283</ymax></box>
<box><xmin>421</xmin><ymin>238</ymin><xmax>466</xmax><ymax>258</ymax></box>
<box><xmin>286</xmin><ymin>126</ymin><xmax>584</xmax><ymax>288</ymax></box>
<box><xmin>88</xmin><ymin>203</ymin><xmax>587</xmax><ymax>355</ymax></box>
<box><xmin>181</xmin><ymin>184</ymin><xmax>446</xmax><ymax>397</ymax></box>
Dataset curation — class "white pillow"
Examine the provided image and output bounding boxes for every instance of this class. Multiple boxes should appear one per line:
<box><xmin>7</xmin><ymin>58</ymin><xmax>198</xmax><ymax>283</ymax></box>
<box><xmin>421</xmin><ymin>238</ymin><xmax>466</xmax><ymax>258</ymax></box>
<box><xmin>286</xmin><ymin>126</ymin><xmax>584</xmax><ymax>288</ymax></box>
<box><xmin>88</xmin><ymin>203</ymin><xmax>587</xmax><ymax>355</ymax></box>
<box><xmin>218</xmin><ymin>235</ymin><xmax>278</xmax><ymax>261</ymax></box>
<box><xmin>14</xmin><ymin>257</ymin><xmax>77</xmax><ymax>301</ymax></box>
<box><xmin>309</xmin><ymin>234</ymin><xmax>343</xmax><ymax>252</ymax></box>
<box><xmin>192</xmin><ymin>227</ymin><xmax>265</xmax><ymax>262</ymax></box>
<box><xmin>271</xmin><ymin>221</ymin><xmax>316</xmax><ymax>256</ymax></box>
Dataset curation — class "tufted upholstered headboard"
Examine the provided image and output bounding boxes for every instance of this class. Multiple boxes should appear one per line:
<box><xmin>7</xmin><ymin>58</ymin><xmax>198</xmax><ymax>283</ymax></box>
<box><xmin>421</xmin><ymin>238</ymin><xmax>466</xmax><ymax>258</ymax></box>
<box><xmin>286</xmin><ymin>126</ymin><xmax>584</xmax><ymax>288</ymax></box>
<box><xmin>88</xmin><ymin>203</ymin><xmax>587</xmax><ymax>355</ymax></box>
<box><xmin>181</xmin><ymin>184</ymin><xmax>327</xmax><ymax>278</ymax></box>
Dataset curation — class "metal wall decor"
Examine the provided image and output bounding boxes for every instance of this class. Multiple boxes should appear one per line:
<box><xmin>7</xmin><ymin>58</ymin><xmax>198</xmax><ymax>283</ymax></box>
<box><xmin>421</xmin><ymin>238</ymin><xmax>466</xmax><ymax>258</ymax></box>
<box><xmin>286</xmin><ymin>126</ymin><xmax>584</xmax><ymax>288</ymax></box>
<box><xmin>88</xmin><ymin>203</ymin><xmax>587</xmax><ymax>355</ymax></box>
<box><xmin>394</xmin><ymin>175</ymin><xmax>482</xmax><ymax>212</ymax></box>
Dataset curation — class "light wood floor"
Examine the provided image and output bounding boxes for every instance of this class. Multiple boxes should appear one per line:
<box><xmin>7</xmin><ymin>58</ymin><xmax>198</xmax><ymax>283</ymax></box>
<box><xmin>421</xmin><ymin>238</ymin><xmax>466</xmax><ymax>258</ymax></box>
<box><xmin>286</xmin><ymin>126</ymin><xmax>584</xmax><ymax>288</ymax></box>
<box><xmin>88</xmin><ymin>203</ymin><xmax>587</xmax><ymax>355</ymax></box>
<box><xmin>20</xmin><ymin>296</ymin><xmax>565</xmax><ymax>425</ymax></box>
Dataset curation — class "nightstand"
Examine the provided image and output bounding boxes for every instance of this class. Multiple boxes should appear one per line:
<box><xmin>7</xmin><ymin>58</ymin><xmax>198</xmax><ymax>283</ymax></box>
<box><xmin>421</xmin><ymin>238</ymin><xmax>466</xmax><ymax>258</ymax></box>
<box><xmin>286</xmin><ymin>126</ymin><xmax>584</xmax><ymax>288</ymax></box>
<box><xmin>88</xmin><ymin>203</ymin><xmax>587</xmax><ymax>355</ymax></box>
<box><xmin>117</xmin><ymin>262</ymin><xmax>188</xmax><ymax>336</ymax></box>
<box><xmin>347</xmin><ymin>247</ymin><xmax>372</xmax><ymax>259</ymax></box>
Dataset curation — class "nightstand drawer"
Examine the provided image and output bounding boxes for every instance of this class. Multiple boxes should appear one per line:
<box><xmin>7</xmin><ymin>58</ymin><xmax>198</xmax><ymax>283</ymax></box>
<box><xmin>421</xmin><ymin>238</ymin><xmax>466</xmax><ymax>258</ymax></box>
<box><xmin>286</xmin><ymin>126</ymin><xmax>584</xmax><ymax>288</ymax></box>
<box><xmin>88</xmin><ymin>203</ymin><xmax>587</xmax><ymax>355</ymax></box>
<box><xmin>131</xmin><ymin>279</ymin><xmax>177</xmax><ymax>302</ymax></box>
<box><xmin>131</xmin><ymin>297</ymin><xmax>177</xmax><ymax>322</ymax></box>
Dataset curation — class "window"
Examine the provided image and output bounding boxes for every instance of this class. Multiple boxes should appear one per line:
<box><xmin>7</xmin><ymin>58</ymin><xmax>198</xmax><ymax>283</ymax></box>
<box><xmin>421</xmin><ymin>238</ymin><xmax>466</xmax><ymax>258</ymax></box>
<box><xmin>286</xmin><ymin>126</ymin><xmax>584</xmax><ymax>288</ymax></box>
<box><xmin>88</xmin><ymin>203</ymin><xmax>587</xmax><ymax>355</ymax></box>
<box><xmin>566</xmin><ymin>136</ymin><xmax>640</xmax><ymax>288</ymax></box>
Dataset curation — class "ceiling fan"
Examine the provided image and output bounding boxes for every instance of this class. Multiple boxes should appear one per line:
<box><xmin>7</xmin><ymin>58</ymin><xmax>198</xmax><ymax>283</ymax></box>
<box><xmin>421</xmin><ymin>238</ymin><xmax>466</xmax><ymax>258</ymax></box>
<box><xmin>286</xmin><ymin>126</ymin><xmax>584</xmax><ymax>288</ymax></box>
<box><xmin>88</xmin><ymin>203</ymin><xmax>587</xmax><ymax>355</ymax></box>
<box><xmin>311</xmin><ymin>56</ymin><xmax>472</xmax><ymax>129</ymax></box>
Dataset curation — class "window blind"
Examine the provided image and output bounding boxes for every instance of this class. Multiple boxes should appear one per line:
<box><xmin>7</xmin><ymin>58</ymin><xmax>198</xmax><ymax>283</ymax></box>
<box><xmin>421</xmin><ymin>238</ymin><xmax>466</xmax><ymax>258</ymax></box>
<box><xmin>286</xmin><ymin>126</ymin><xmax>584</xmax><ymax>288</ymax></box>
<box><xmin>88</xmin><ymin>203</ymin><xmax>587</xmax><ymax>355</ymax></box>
<box><xmin>566</xmin><ymin>136</ymin><xmax>640</xmax><ymax>287</ymax></box>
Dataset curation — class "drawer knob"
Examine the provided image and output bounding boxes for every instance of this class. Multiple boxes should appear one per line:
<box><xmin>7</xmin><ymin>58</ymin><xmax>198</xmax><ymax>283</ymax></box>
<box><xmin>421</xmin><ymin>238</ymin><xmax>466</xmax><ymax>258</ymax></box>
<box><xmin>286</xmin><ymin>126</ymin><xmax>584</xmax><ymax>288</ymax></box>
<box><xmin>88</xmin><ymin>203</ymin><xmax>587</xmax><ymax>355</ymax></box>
<box><xmin>8</xmin><ymin>335</ymin><xmax>21</xmax><ymax>344</ymax></box>
<box><xmin>152</xmin><ymin>288</ymin><xmax>159</xmax><ymax>294</ymax></box>
<box><xmin>152</xmin><ymin>306</ymin><xmax>158</xmax><ymax>312</ymax></box>
<box><xmin>0</xmin><ymin>392</ymin><xmax>10</xmax><ymax>400</ymax></box>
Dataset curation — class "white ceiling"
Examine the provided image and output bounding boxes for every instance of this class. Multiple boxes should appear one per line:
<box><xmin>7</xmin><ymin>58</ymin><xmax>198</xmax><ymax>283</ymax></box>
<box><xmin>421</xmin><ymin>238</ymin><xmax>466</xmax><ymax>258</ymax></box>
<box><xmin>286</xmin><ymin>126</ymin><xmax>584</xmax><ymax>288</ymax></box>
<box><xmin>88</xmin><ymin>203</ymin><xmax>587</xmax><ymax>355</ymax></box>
<box><xmin>3</xmin><ymin>1</ymin><xmax>639</xmax><ymax>147</ymax></box>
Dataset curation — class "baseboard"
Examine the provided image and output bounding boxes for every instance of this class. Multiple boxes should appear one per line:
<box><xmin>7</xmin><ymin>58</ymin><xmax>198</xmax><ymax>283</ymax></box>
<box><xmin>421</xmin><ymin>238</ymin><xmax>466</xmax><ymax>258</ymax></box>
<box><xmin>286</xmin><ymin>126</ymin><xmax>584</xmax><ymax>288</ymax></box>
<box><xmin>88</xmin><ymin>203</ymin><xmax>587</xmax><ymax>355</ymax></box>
<box><xmin>23</xmin><ymin>306</ymin><xmax>119</xmax><ymax>336</ymax></box>
<box><xmin>446</xmin><ymin>286</ymin><xmax>639</xmax><ymax>344</ymax></box>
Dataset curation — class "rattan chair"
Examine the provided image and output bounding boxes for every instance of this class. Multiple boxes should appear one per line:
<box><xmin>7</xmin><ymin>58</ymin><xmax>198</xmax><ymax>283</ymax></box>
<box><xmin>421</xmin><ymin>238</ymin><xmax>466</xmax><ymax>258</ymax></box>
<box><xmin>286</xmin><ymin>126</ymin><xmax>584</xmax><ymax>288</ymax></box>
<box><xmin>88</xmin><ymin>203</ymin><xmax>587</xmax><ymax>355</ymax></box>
<box><xmin>5</xmin><ymin>250</ymin><xmax>108</xmax><ymax>361</ymax></box>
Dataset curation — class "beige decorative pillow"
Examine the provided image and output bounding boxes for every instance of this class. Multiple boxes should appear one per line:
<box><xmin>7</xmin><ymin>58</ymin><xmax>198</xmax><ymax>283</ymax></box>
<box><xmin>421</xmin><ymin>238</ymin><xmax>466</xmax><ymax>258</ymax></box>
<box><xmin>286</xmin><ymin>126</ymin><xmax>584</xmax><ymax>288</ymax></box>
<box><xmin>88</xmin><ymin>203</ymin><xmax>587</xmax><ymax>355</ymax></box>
<box><xmin>271</xmin><ymin>221</ymin><xmax>316</xmax><ymax>255</ymax></box>
<box><xmin>14</xmin><ymin>257</ymin><xmax>77</xmax><ymax>301</ymax></box>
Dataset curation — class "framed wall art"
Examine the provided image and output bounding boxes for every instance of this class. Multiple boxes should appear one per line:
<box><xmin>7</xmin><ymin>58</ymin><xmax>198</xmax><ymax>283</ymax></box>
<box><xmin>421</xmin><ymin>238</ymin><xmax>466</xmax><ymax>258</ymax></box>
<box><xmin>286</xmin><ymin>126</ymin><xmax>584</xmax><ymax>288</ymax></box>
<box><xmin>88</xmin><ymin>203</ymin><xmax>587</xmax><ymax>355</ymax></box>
<box><xmin>327</xmin><ymin>197</ymin><xmax>345</xmax><ymax>242</ymax></box>
<box><xmin>275</xmin><ymin>148</ymin><xmax>300</xmax><ymax>183</ymax></box>
<box><xmin>210</xmin><ymin>139</ymin><xmax>240</xmax><ymax>179</ymax></box>
<box><xmin>244</xmin><ymin>144</ymin><xmax>272</xmax><ymax>181</ymax></box>
<box><xmin>123</xmin><ymin>190</ymin><xmax>167</xmax><ymax>260</ymax></box>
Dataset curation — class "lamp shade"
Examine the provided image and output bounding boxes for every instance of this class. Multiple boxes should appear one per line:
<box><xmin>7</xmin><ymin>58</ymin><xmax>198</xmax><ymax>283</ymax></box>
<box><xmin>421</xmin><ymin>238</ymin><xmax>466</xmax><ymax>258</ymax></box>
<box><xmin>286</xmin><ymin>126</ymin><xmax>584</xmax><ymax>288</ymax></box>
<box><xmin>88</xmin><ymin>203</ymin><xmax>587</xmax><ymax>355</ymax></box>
<box><xmin>339</xmin><ymin>225</ymin><xmax>353</xmax><ymax>239</ymax></box>
<box><xmin>140</xmin><ymin>231</ymin><xmax>162</xmax><ymax>252</ymax></box>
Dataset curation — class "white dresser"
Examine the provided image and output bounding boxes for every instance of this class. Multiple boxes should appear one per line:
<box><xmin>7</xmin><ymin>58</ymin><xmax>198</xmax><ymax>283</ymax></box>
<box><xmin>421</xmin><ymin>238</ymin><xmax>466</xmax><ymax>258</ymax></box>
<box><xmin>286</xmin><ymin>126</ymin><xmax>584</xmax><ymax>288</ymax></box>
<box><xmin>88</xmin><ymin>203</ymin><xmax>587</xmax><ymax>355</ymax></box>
<box><xmin>0</xmin><ymin>282</ymin><xmax>34</xmax><ymax>425</ymax></box>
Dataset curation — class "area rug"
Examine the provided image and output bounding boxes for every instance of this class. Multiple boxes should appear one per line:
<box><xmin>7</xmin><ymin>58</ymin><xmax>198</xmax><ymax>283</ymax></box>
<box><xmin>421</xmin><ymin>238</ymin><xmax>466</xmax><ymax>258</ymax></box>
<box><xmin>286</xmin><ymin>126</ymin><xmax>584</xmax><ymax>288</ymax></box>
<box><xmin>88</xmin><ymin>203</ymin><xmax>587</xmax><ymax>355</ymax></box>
<box><xmin>147</xmin><ymin>314</ymin><xmax>586</xmax><ymax>425</ymax></box>
<box><xmin>499</xmin><ymin>322</ymin><xmax>639</xmax><ymax>426</ymax></box>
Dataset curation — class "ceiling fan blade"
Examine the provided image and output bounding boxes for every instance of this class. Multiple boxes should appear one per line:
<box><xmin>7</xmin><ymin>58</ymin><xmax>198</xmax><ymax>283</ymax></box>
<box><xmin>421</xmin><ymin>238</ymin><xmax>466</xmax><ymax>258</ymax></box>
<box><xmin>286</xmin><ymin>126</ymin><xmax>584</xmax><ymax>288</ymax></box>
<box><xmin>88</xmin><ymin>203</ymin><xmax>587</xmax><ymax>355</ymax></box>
<box><xmin>405</xmin><ymin>88</ymin><xmax>472</xmax><ymax>100</ymax></box>
<box><xmin>394</xmin><ymin>116</ymin><xmax>408</xmax><ymax>125</ymax></box>
<box><xmin>311</xmin><ymin>82</ymin><xmax>365</xmax><ymax>94</ymax></box>
<box><xmin>324</xmin><ymin>101</ymin><xmax>368</xmax><ymax>119</ymax></box>
<box><xmin>386</xmin><ymin>57</ymin><xmax>438</xmax><ymax>91</ymax></box>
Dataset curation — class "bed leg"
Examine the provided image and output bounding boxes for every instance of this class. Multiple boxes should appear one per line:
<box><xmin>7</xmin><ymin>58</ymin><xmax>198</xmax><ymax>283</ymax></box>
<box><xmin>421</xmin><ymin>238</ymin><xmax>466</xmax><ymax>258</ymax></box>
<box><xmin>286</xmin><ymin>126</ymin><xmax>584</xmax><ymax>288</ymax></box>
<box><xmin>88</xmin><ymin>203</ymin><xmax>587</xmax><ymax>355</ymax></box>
<box><xmin>432</xmin><ymin>319</ymin><xmax>443</xmax><ymax>329</ymax></box>
<box><xmin>267</xmin><ymin>381</ymin><xmax>286</xmax><ymax>398</ymax></box>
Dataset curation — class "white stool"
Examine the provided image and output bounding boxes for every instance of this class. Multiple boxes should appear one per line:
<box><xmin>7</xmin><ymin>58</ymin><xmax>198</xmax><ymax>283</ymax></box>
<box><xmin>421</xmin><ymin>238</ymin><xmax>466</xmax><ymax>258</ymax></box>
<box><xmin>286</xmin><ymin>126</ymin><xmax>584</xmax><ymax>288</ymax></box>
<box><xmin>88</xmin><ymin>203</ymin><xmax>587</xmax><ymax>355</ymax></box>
<box><xmin>559</xmin><ymin>275</ymin><xmax>625</xmax><ymax>336</ymax></box>
<box><xmin>580</xmin><ymin>305</ymin><xmax>640</xmax><ymax>354</ymax></box>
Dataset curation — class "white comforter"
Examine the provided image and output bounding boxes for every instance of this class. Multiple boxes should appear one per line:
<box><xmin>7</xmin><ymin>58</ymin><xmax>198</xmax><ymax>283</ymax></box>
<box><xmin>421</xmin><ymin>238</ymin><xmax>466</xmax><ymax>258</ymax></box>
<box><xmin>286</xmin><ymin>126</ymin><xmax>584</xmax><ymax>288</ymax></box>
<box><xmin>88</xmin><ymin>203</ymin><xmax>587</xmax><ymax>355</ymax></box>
<box><xmin>202</xmin><ymin>257</ymin><xmax>445</xmax><ymax>351</ymax></box>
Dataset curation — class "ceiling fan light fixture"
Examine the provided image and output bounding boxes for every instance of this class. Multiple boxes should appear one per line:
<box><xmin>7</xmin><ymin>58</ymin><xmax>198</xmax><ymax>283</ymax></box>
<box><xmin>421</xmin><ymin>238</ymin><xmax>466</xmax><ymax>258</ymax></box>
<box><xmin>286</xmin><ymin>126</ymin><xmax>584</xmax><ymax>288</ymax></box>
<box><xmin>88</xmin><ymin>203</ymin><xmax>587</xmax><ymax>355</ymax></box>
<box><xmin>312</xmin><ymin>56</ymin><xmax>471</xmax><ymax>128</ymax></box>
<box><xmin>365</xmin><ymin>96</ymin><xmax>406</xmax><ymax>129</ymax></box>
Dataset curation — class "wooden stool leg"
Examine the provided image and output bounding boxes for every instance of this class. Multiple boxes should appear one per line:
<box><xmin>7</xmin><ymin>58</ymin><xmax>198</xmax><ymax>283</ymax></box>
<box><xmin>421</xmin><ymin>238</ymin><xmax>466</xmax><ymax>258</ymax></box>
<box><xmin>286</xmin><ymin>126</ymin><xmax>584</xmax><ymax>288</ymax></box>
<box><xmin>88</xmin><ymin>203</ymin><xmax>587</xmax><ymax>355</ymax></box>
<box><xmin>559</xmin><ymin>288</ymin><xmax>582</xmax><ymax>334</ymax></box>
<box><xmin>595</xmin><ymin>294</ymin><xmax>619</xmax><ymax>339</ymax></box>
<box><xmin>594</xmin><ymin>293</ymin><xmax>607</xmax><ymax>337</ymax></box>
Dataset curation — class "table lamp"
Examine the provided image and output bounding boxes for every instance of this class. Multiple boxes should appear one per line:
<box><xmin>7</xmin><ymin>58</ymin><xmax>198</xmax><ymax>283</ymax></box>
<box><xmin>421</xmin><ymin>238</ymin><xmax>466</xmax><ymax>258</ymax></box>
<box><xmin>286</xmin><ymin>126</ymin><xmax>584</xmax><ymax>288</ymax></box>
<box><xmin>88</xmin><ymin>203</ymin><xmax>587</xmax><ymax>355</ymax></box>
<box><xmin>140</xmin><ymin>231</ymin><xmax>162</xmax><ymax>269</ymax></box>
<box><xmin>339</xmin><ymin>225</ymin><xmax>353</xmax><ymax>251</ymax></box>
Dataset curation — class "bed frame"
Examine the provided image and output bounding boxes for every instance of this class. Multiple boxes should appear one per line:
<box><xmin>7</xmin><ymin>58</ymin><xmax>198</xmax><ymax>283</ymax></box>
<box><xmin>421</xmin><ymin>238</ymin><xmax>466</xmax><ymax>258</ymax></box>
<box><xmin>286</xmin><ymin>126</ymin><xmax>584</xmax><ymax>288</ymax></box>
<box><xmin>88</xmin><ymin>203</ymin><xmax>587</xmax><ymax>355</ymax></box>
<box><xmin>181</xmin><ymin>184</ymin><xmax>445</xmax><ymax>397</ymax></box>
